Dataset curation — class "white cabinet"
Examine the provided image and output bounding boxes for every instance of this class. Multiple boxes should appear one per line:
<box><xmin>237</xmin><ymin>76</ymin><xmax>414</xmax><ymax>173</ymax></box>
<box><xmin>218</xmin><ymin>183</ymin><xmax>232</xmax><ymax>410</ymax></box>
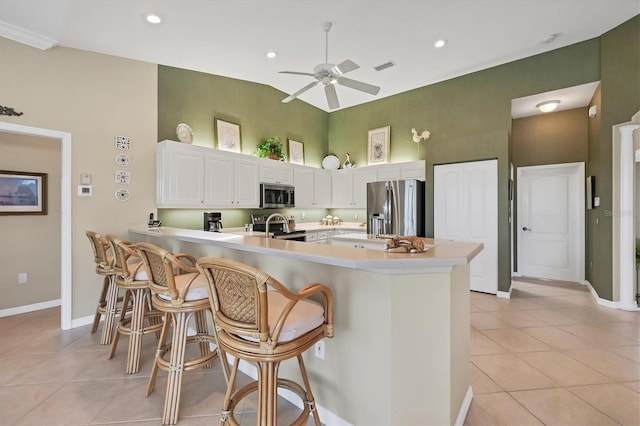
<box><xmin>331</xmin><ymin>168</ymin><xmax>378</xmax><ymax>208</ymax></box>
<box><xmin>157</xmin><ymin>140</ymin><xmax>259</xmax><ymax>208</ymax></box>
<box><xmin>259</xmin><ymin>160</ymin><xmax>294</xmax><ymax>185</ymax></box>
<box><xmin>375</xmin><ymin>160</ymin><xmax>425</xmax><ymax>181</ymax></box>
<box><xmin>305</xmin><ymin>230</ymin><xmax>329</xmax><ymax>244</ymax></box>
<box><xmin>294</xmin><ymin>167</ymin><xmax>331</xmax><ymax>208</ymax></box>
<box><xmin>206</xmin><ymin>155</ymin><xmax>259</xmax><ymax>207</ymax></box>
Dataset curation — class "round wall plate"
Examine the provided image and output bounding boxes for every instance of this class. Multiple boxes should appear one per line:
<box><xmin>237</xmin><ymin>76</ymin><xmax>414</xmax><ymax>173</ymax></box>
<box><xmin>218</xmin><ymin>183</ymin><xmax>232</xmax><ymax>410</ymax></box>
<box><xmin>322</xmin><ymin>155</ymin><xmax>340</xmax><ymax>170</ymax></box>
<box><xmin>115</xmin><ymin>153</ymin><xmax>130</xmax><ymax>167</ymax></box>
<box><xmin>115</xmin><ymin>188</ymin><xmax>130</xmax><ymax>201</ymax></box>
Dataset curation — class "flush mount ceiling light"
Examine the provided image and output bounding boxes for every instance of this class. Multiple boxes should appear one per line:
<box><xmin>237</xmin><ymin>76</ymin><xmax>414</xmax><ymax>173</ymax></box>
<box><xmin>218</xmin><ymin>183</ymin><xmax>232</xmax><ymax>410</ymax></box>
<box><xmin>266</xmin><ymin>51</ymin><xmax>277</xmax><ymax>59</ymax></box>
<box><xmin>536</xmin><ymin>100</ymin><xmax>560</xmax><ymax>113</ymax></box>
<box><xmin>434</xmin><ymin>39</ymin><xmax>447</xmax><ymax>48</ymax></box>
<box><xmin>145</xmin><ymin>13</ymin><xmax>162</xmax><ymax>24</ymax></box>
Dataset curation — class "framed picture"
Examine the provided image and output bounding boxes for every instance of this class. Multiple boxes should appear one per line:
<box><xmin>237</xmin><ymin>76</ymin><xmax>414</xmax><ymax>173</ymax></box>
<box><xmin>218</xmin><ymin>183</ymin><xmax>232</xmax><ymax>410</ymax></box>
<box><xmin>0</xmin><ymin>170</ymin><xmax>47</xmax><ymax>215</ymax></box>
<box><xmin>368</xmin><ymin>125</ymin><xmax>390</xmax><ymax>165</ymax></box>
<box><xmin>215</xmin><ymin>118</ymin><xmax>241</xmax><ymax>153</ymax></box>
<box><xmin>288</xmin><ymin>139</ymin><xmax>304</xmax><ymax>165</ymax></box>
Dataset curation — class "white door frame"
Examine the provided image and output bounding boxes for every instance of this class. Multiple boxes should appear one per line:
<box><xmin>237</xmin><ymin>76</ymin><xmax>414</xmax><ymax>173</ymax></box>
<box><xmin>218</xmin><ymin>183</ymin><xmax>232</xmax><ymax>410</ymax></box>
<box><xmin>0</xmin><ymin>122</ymin><xmax>72</xmax><ymax>329</ymax></box>
<box><xmin>516</xmin><ymin>162</ymin><xmax>585</xmax><ymax>283</ymax></box>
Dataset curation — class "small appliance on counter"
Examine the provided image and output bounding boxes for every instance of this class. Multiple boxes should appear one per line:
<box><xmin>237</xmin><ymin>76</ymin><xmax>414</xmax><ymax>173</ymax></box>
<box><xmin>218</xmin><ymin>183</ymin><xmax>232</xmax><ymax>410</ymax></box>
<box><xmin>204</xmin><ymin>212</ymin><xmax>223</xmax><ymax>232</ymax></box>
<box><xmin>148</xmin><ymin>212</ymin><xmax>161</xmax><ymax>228</ymax></box>
<box><xmin>251</xmin><ymin>214</ymin><xmax>306</xmax><ymax>241</ymax></box>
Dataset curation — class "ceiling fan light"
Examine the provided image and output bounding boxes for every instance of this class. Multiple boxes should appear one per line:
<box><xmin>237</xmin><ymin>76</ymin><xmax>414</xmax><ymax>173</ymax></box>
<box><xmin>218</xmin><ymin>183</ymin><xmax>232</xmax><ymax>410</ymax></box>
<box><xmin>536</xmin><ymin>100</ymin><xmax>560</xmax><ymax>113</ymax></box>
<box><xmin>330</xmin><ymin>78</ymin><xmax>338</xmax><ymax>85</ymax></box>
<box><xmin>265</xmin><ymin>51</ymin><xmax>277</xmax><ymax>59</ymax></box>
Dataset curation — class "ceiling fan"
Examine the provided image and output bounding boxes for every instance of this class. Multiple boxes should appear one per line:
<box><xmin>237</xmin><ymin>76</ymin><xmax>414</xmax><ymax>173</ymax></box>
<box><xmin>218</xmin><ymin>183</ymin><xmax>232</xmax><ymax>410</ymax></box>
<box><xmin>280</xmin><ymin>22</ymin><xmax>381</xmax><ymax>110</ymax></box>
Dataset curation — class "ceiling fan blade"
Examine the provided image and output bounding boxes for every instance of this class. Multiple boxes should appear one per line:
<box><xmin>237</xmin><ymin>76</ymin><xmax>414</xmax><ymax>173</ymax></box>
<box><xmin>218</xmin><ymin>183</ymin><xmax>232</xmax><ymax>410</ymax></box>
<box><xmin>333</xmin><ymin>59</ymin><xmax>359</xmax><ymax>75</ymax></box>
<box><xmin>282</xmin><ymin>80</ymin><xmax>319</xmax><ymax>103</ymax></box>
<box><xmin>336</xmin><ymin>76</ymin><xmax>381</xmax><ymax>95</ymax></box>
<box><xmin>324</xmin><ymin>84</ymin><xmax>340</xmax><ymax>110</ymax></box>
<box><xmin>279</xmin><ymin>71</ymin><xmax>316</xmax><ymax>77</ymax></box>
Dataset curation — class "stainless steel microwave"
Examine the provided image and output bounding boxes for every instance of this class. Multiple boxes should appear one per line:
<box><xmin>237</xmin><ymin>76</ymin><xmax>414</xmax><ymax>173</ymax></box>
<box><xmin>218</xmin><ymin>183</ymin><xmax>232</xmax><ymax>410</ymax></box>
<box><xmin>260</xmin><ymin>183</ymin><xmax>295</xmax><ymax>208</ymax></box>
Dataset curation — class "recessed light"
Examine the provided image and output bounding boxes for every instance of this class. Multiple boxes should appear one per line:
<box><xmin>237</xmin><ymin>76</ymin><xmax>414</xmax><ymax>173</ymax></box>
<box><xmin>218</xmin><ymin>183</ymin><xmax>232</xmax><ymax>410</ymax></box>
<box><xmin>536</xmin><ymin>100</ymin><xmax>560</xmax><ymax>113</ymax></box>
<box><xmin>266</xmin><ymin>51</ymin><xmax>277</xmax><ymax>59</ymax></box>
<box><xmin>434</xmin><ymin>39</ymin><xmax>447</xmax><ymax>48</ymax></box>
<box><xmin>541</xmin><ymin>33</ymin><xmax>560</xmax><ymax>44</ymax></box>
<box><xmin>145</xmin><ymin>13</ymin><xmax>162</xmax><ymax>24</ymax></box>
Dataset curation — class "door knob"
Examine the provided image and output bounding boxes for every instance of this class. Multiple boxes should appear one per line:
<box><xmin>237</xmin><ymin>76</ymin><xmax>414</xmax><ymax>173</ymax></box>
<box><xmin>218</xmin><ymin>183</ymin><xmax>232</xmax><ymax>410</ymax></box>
<box><xmin>522</xmin><ymin>226</ymin><xmax>532</xmax><ymax>231</ymax></box>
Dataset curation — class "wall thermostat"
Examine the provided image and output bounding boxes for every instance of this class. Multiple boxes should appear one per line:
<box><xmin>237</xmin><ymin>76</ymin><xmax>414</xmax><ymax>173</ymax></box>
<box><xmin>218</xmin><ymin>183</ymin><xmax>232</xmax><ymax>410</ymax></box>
<box><xmin>77</xmin><ymin>185</ymin><xmax>92</xmax><ymax>197</ymax></box>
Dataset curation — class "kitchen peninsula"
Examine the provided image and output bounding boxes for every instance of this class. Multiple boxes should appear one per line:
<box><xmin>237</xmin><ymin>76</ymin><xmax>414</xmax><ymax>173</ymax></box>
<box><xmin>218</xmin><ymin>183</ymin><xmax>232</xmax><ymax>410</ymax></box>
<box><xmin>129</xmin><ymin>226</ymin><xmax>483</xmax><ymax>425</ymax></box>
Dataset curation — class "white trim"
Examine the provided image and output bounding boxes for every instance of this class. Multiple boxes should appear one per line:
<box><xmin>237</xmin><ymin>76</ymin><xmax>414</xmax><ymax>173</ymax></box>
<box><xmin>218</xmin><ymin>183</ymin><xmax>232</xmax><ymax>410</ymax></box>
<box><xmin>71</xmin><ymin>314</ymin><xmax>96</xmax><ymax>329</ymax></box>
<box><xmin>516</xmin><ymin>162</ymin><xmax>585</xmax><ymax>283</ymax></box>
<box><xmin>611</xmin><ymin>113</ymin><xmax>640</xmax><ymax>310</ymax></box>
<box><xmin>584</xmin><ymin>280</ymin><xmax>640</xmax><ymax>311</ymax></box>
<box><xmin>512</xmin><ymin>271</ymin><xmax>522</xmax><ymax>277</ymax></box>
<box><xmin>497</xmin><ymin>290</ymin><xmax>511</xmax><ymax>299</ymax></box>
<box><xmin>0</xmin><ymin>122</ymin><xmax>72</xmax><ymax>329</ymax></box>
<box><xmin>0</xmin><ymin>299</ymin><xmax>61</xmax><ymax>318</ymax></box>
<box><xmin>454</xmin><ymin>386</ymin><xmax>474</xmax><ymax>426</ymax></box>
<box><xmin>0</xmin><ymin>20</ymin><xmax>58</xmax><ymax>50</ymax></box>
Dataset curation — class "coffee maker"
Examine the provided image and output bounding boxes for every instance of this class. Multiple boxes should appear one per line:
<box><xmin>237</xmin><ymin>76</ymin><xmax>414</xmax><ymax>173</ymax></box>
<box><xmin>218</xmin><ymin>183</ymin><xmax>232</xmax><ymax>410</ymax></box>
<box><xmin>204</xmin><ymin>212</ymin><xmax>223</xmax><ymax>232</ymax></box>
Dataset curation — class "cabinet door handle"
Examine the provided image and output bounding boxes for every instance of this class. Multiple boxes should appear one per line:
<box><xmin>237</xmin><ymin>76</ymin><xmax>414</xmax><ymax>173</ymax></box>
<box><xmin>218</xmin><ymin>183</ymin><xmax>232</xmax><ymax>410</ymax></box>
<box><xmin>522</xmin><ymin>226</ymin><xmax>532</xmax><ymax>231</ymax></box>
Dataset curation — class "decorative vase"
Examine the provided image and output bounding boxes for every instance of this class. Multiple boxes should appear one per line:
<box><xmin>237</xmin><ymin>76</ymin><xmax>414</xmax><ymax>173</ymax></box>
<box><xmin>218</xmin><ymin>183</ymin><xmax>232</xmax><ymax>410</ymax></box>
<box><xmin>268</xmin><ymin>153</ymin><xmax>280</xmax><ymax>160</ymax></box>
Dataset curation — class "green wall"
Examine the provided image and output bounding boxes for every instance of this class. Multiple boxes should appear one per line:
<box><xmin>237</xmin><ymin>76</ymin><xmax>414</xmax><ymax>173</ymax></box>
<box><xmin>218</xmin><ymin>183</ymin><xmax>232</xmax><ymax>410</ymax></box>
<box><xmin>328</xmin><ymin>39</ymin><xmax>601</xmax><ymax>293</ymax></box>
<box><xmin>158</xmin><ymin>66</ymin><xmax>329</xmax><ymax>167</ymax></box>
<box><xmin>157</xmin><ymin>16</ymin><xmax>640</xmax><ymax>299</ymax></box>
<box><xmin>588</xmin><ymin>15</ymin><xmax>640</xmax><ymax>300</ymax></box>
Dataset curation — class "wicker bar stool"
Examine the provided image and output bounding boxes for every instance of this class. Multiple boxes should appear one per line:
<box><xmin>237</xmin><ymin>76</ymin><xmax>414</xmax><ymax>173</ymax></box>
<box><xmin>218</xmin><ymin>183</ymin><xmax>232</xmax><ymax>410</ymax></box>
<box><xmin>106</xmin><ymin>235</ymin><xmax>164</xmax><ymax>374</ymax></box>
<box><xmin>196</xmin><ymin>257</ymin><xmax>334</xmax><ymax>426</ymax></box>
<box><xmin>135</xmin><ymin>242</ymin><xmax>226</xmax><ymax>425</ymax></box>
<box><xmin>86</xmin><ymin>230</ymin><xmax>120</xmax><ymax>345</ymax></box>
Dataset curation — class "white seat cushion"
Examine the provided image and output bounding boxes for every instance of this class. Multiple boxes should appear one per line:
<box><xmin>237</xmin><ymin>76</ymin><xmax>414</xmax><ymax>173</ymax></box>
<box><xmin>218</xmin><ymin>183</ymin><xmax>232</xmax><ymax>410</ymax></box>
<box><xmin>158</xmin><ymin>272</ymin><xmax>208</xmax><ymax>302</ymax></box>
<box><xmin>126</xmin><ymin>259</ymin><xmax>148</xmax><ymax>280</ymax></box>
<box><xmin>266</xmin><ymin>291</ymin><xmax>325</xmax><ymax>342</ymax></box>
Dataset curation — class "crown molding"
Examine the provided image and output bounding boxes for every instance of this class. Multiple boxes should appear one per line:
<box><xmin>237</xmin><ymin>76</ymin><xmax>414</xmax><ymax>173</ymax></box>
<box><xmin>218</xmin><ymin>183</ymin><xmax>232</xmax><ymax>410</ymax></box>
<box><xmin>0</xmin><ymin>20</ymin><xmax>57</xmax><ymax>50</ymax></box>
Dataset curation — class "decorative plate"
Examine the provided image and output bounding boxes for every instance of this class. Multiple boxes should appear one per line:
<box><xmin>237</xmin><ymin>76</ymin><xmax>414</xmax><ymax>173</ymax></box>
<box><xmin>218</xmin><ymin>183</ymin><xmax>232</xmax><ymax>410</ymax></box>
<box><xmin>115</xmin><ymin>188</ymin><xmax>130</xmax><ymax>201</ymax></box>
<box><xmin>322</xmin><ymin>155</ymin><xmax>340</xmax><ymax>170</ymax></box>
<box><xmin>115</xmin><ymin>153</ymin><xmax>130</xmax><ymax>167</ymax></box>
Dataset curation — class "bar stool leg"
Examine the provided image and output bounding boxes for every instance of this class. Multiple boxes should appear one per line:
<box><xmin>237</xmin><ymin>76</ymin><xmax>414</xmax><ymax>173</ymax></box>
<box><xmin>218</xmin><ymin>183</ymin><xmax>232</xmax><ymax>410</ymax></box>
<box><xmin>100</xmin><ymin>276</ymin><xmax>118</xmax><ymax>345</ymax></box>
<box><xmin>297</xmin><ymin>355</ymin><xmax>321</xmax><ymax>426</ymax></box>
<box><xmin>125</xmin><ymin>288</ymin><xmax>146</xmax><ymax>373</ymax></box>
<box><xmin>92</xmin><ymin>276</ymin><xmax>109</xmax><ymax>334</ymax></box>
<box><xmin>147</xmin><ymin>313</ymin><xmax>171</xmax><ymax>397</ymax></box>
<box><xmin>108</xmin><ymin>288</ymin><xmax>132</xmax><ymax>360</ymax></box>
<box><xmin>163</xmin><ymin>311</ymin><xmax>188</xmax><ymax>425</ymax></box>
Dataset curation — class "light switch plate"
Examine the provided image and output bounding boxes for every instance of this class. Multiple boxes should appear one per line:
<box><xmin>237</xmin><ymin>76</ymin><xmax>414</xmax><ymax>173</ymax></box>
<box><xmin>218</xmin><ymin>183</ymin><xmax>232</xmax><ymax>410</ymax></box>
<box><xmin>115</xmin><ymin>135</ymin><xmax>131</xmax><ymax>150</ymax></box>
<box><xmin>114</xmin><ymin>170</ymin><xmax>131</xmax><ymax>184</ymax></box>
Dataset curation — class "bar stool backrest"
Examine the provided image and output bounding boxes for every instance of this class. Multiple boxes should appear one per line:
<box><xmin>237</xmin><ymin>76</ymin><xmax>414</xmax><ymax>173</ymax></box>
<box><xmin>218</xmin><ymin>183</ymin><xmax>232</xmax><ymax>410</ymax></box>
<box><xmin>106</xmin><ymin>235</ymin><xmax>144</xmax><ymax>284</ymax></box>
<box><xmin>136</xmin><ymin>242</ymin><xmax>191</xmax><ymax>301</ymax></box>
<box><xmin>86</xmin><ymin>230</ymin><xmax>113</xmax><ymax>273</ymax></box>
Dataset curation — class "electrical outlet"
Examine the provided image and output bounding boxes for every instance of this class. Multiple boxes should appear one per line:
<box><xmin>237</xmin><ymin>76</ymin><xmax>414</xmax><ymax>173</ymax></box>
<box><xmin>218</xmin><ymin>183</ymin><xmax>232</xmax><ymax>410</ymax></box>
<box><xmin>314</xmin><ymin>340</ymin><xmax>325</xmax><ymax>359</ymax></box>
<box><xmin>114</xmin><ymin>170</ymin><xmax>131</xmax><ymax>184</ymax></box>
<box><xmin>18</xmin><ymin>272</ymin><xmax>27</xmax><ymax>284</ymax></box>
<box><xmin>115</xmin><ymin>135</ymin><xmax>131</xmax><ymax>150</ymax></box>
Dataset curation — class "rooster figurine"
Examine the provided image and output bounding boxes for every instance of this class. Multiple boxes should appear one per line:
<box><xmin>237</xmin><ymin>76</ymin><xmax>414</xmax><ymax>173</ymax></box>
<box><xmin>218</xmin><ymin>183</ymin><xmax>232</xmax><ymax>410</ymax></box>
<box><xmin>411</xmin><ymin>128</ymin><xmax>431</xmax><ymax>143</ymax></box>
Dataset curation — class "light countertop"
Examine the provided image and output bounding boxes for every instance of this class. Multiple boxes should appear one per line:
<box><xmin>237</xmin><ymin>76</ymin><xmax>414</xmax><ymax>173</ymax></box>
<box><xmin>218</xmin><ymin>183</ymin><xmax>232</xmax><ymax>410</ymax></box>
<box><xmin>130</xmin><ymin>226</ymin><xmax>482</xmax><ymax>273</ymax></box>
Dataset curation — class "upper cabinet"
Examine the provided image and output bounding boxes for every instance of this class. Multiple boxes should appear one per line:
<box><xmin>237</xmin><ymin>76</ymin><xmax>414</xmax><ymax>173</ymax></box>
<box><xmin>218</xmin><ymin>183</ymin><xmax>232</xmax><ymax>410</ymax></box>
<box><xmin>259</xmin><ymin>160</ymin><xmax>294</xmax><ymax>185</ymax></box>
<box><xmin>157</xmin><ymin>140</ymin><xmax>259</xmax><ymax>208</ymax></box>
<box><xmin>331</xmin><ymin>167</ymin><xmax>378</xmax><ymax>208</ymax></box>
<box><xmin>157</xmin><ymin>140</ymin><xmax>424</xmax><ymax>209</ymax></box>
<box><xmin>376</xmin><ymin>161</ymin><xmax>425</xmax><ymax>181</ymax></box>
<box><xmin>293</xmin><ymin>166</ymin><xmax>331</xmax><ymax>208</ymax></box>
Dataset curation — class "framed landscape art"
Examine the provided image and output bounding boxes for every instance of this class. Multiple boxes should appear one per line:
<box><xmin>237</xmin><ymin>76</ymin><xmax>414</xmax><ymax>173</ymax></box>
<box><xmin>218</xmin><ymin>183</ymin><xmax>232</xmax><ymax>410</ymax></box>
<box><xmin>0</xmin><ymin>170</ymin><xmax>47</xmax><ymax>215</ymax></box>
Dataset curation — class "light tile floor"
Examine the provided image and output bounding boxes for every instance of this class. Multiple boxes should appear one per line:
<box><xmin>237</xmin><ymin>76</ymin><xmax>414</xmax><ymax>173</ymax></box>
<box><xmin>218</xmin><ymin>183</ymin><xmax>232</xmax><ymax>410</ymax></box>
<box><xmin>465</xmin><ymin>278</ymin><xmax>640</xmax><ymax>426</ymax></box>
<box><xmin>0</xmin><ymin>278</ymin><xmax>638</xmax><ymax>425</ymax></box>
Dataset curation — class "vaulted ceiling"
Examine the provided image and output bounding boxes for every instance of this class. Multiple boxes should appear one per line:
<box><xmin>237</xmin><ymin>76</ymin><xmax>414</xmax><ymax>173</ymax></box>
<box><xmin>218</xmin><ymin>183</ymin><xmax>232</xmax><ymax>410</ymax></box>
<box><xmin>1</xmin><ymin>0</ymin><xmax>638</xmax><ymax>113</ymax></box>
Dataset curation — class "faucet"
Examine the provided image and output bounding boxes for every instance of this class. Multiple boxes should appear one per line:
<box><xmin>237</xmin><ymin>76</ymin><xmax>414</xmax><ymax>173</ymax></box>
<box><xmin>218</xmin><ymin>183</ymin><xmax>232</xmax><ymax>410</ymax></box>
<box><xmin>265</xmin><ymin>213</ymin><xmax>290</xmax><ymax>238</ymax></box>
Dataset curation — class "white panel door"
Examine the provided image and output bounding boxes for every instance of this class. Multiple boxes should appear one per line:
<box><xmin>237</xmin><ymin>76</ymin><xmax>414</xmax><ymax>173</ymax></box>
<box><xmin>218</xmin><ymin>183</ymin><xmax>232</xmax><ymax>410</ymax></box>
<box><xmin>435</xmin><ymin>160</ymin><xmax>498</xmax><ymax>294</ymax></box>
<box><xmin>518</xmin><ymin>163</ymin><xmax>584</xmax><ymax>282</ymax></box>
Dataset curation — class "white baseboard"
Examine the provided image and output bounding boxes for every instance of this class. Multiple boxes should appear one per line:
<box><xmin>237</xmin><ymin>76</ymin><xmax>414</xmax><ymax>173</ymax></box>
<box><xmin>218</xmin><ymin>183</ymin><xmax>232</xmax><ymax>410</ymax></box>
<box><xmin>455</xmin><ymin>386</ymin><xmax>474</xmax><ymax>426</ymax></box>
<box><xmin>71</xmin><ymin>314</ymin><xmax>96</xmax><ymax>329</ymax></box>
<box><xmin>584</xmin><ymin>280</ymin><xmax>640</xmax><ymax>311</ymax></box>
<box><xmin>496</xmin><ymin>290</ymin><xmax>511</xmax><ymax>299</ymax></box>
<box><xmin>0</xmin><ymin>299</ymin><xmax>61</xmax><ymax>318</ymax></box>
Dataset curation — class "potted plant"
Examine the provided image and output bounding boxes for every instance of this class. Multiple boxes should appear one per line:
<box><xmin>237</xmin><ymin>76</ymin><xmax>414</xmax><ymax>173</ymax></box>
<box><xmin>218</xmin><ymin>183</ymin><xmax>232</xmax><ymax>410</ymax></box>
<box><xmin>256</xmin><ymin>136</ymin><xmax>286</xmax><ymax>161</ymax></box>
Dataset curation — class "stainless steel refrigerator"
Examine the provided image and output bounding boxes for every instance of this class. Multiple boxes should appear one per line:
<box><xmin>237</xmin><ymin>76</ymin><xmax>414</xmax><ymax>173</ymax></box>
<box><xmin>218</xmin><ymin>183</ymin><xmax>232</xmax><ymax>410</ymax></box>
<box><xmin>367</xmin><ymin>179</ymin><xmax>425</xmax><ymax>237</ymax></box>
